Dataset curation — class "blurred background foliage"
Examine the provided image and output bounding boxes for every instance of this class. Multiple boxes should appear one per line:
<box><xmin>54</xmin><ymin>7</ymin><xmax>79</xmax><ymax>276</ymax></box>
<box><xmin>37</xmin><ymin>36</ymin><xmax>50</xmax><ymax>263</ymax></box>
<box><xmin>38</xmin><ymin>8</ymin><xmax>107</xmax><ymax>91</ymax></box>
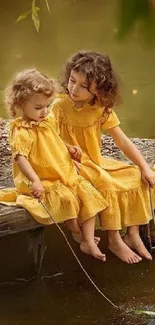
<box><xmin>0</xmin><ymin>0</ymin><xmax>155</xmax><ymax>138</ymax></box>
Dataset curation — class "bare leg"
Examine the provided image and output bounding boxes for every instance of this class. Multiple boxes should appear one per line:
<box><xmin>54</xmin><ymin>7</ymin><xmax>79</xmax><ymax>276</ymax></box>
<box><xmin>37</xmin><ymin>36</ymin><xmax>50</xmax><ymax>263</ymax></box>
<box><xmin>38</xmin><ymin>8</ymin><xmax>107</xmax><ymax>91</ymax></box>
<box><xmin>123</xmin><ymin>225</ymin><xmax>152</xmax><ymax>260</ymax></box>
<box><xmin>72</xmin><ymin>233</ymin><xmax>100</xmax><ymax>245</ymax></box>
<box><xmin>80</xmin><ymin>217</ymin><xmax>106</xmax><ymax>262</ymax></box>
<box><xmin>108</xmin><ymin>230</ymin><xmax>142</xmax><ymax>264</ymax></box>
<box><xmin>65</xmin><ymin>218</ymin><xmax>100</xmax><ymax>245</ymax></box>
<box><xmin>65</xmin><ymin>218</ymin><xmax>81</xmax><ymax>234</ymax></box>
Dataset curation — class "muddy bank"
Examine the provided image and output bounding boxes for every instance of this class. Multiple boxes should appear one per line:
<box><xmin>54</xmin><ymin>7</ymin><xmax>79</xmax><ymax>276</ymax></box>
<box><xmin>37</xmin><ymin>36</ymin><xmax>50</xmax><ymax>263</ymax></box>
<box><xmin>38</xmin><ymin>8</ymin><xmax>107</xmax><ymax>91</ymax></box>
<box><xmin>0</xmin><ymin>119</ymin><xmax>13</xmax><ymax>187</ymax></box>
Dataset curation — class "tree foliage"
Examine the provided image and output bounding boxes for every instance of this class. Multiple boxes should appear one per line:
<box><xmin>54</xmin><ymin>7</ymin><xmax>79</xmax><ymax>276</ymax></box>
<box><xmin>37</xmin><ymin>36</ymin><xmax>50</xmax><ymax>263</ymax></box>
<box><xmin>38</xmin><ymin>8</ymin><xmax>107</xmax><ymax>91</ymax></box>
<box><xmin>16</xmin><ymin>0</ymin><xmax>50</xmax><ymax>32</ymax></box>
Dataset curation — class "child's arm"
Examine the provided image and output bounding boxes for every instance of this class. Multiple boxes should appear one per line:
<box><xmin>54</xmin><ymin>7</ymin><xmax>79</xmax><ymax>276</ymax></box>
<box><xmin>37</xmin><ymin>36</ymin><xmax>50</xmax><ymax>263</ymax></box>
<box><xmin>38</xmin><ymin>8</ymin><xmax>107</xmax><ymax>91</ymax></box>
<box><xmin>108</xmin><ymin>126</ymin><xmax>155</xmax><ymax>188</ymax></box>
<box><xmin>15</xmin><ymin>155</ymin><xmax>44</xmax><ymax>199</ymax></box>
<box><xmin>51</xmin><ymin>103</ymin><xmax>82</xmax><ymax>161</ymax></box>
<box><xmin>65</xmin><ymin>143</ymin><xmax>82</xmax><ymax>162</ymax></box>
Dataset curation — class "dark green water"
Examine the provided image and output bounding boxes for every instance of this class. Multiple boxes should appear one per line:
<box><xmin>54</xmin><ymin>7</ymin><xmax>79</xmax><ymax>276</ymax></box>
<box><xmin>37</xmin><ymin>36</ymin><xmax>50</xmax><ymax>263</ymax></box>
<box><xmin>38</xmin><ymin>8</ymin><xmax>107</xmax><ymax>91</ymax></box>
<box><xmin>0</xmin><ymin>226</ymin><xmax>155</xmax><ymax>325</ymax></box>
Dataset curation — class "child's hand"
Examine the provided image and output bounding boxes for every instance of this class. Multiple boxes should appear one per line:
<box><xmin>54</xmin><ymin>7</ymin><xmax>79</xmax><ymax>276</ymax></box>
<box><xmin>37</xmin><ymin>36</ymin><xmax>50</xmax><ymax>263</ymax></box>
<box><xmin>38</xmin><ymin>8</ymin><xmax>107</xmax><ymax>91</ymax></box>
<box><xmin>141</xmin><ymin>167</ymin><xmax>155</xmax><ymax>188</ymax></box>
<box><xmin>68</xmin><ymin>145</ymin><xmax>82</xmax><ymax>162</ymax></box>
<box><xmin>73</xmin><ymin>160</ymin><xmax>81</xmax><ymax>174</ymax></box>
<box><xmin>31</xmin><ymin>179</ymin><xmax>44</xmax><ymax>199</ymax></box>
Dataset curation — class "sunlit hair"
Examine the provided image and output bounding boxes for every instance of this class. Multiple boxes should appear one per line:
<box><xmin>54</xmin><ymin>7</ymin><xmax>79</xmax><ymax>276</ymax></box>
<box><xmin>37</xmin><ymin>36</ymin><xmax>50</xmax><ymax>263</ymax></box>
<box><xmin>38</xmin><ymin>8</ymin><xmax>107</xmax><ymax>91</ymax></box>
<box><xmin>5</xmin><ymin>69</ymin><xmax>55</xmax><ymax>117</ymax></box>
<box><xmin>60</xmin><ymin>50</ymin><xmax>122</xmax><ymax>113</ymax></box>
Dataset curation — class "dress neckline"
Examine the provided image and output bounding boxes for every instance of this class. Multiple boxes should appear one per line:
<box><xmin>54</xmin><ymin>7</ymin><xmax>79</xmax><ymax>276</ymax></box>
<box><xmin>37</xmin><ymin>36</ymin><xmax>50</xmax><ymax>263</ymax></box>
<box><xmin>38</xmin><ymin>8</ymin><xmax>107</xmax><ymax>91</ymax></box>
<box><xmin>10</xmin><ymin>114</ymin><xmax>52</xmax><ymax>129</ymax></box>
<box><xmin>64</xmin><ymin>94</ymin><xmax>100</xmax><ymax>111</ymax></box>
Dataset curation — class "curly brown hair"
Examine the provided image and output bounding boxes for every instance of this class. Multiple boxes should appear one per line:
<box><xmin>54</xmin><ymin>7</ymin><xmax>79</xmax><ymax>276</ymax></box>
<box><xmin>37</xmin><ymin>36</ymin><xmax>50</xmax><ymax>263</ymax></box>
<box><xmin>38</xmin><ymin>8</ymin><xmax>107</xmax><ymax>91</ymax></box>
<box><xmin>60</xmin><ymin>50</ymin><xmax>122</xmax><ymax>111</ymax></box>
<box><xmin>5</xmin><ymin>69</ymin><xmax>55</xmax><ymax>117</ymax></box>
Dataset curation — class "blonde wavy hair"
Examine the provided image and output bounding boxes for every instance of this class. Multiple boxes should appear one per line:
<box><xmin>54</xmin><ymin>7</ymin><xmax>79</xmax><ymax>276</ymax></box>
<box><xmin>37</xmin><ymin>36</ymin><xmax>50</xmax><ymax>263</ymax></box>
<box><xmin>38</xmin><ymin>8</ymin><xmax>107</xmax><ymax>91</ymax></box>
<box><xmin>5</xmin><ymin>69</ymin><xmax>55</xmax><ymax>117</ymax></box>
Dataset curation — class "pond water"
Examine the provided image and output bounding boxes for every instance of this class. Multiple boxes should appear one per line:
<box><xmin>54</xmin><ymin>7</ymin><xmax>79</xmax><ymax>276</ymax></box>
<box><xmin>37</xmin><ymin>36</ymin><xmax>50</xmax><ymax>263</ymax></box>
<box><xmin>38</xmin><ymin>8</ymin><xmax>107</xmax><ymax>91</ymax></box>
<box><xmin>0</xmin><ymin>226</ymin><xmax>155</xmax><ymax>325</ymax></box>
<box><xmin>0</xmin><ymin>0</ymin><xmax>155</xmax><ymax>137</ymax></box>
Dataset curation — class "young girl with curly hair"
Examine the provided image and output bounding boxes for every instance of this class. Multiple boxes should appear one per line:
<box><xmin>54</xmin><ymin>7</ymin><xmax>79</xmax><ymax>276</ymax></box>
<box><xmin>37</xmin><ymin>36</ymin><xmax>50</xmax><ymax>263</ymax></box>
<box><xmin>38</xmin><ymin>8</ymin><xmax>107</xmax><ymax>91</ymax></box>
<box><xmin>0</xmin><ymin>68</ymin><xmax>110</xmax><ymax>261</ymax></box>
<box><xmin>51</xmin><ymin>50</ymin><xmax>155</xmax><ymax>264</ymax></box>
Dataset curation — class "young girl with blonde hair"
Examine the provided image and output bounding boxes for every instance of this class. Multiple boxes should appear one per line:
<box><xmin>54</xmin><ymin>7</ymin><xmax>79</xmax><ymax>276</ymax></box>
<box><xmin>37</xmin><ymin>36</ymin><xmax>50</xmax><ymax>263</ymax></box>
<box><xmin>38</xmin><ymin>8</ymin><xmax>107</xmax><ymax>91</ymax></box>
<box><xmin>0</xmin><ymin>68</ymin><xmax>109</xmax><ymax>261</ymax></box>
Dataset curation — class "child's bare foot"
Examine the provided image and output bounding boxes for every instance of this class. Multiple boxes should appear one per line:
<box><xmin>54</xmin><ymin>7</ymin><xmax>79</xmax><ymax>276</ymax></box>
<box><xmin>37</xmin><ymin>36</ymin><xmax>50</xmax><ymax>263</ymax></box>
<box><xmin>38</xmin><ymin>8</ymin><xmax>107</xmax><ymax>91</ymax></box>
<box><xmin>94</xmin><ymin>236</ymin><xmax>100</xmax><ymax>244</ymax></box>
<box><xmin>123</xmin><ymin>232</ymin><xmax>152</xmax><ymax>261</ymax></box>
<box><xmin>72</xmin><ymin>233</ymin><xmax>100</xmax><ymax>245</ymax></box>
<box><xmin>108</xmin><ymin>235</ymin><xmax>142</xmax><ymax>264</ymax></box>
<box><xmin>80</xmin><ymin>240</ymin><xmax>106</xmax><ymax>261</ymax></box>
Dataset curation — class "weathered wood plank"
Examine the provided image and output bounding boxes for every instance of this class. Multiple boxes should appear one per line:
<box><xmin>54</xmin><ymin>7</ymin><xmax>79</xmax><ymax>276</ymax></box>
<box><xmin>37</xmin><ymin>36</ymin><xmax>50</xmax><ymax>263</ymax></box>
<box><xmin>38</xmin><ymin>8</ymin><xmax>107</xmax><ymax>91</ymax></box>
<box><xmin>0</xmin><ymin>204</ymin><xmax>42</xmax><ymax>237</ymax></box>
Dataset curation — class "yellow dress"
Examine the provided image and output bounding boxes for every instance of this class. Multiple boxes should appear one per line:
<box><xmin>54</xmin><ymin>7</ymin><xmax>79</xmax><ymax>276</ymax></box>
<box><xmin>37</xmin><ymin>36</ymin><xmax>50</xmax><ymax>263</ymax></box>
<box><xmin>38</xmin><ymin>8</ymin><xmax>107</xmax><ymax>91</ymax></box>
<box><xmin>0</xmin><ymin>113</ymin><xmax>108</xmax><ymax>225</ymax></box>
<box><xmin>51</xmin><ymin>94</ymin><xmax>155</xmax><ymax>230</ymax></box>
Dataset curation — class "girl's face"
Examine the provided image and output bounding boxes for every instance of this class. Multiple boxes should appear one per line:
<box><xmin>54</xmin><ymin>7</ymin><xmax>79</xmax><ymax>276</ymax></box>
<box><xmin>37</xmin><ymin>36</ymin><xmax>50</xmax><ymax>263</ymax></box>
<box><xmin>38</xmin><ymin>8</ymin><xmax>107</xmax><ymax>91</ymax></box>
<box><xmin>22</xmin><ymin>93</ymin><xmax>52</xmax><ymax>121</ymax></box>
<box><xmin>68</xmin><ymin>70</ymin><xmax>97</xmax><ymax>103</ymax></box>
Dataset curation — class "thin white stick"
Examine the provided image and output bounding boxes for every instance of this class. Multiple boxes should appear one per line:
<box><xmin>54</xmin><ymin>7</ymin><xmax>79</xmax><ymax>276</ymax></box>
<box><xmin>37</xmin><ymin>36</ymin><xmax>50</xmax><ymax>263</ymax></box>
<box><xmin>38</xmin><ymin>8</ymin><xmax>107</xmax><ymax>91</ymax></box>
<box><xmin>40</xmin><ymin>200</ymin><xmax>118</xmax><ymax>309</ymax></box>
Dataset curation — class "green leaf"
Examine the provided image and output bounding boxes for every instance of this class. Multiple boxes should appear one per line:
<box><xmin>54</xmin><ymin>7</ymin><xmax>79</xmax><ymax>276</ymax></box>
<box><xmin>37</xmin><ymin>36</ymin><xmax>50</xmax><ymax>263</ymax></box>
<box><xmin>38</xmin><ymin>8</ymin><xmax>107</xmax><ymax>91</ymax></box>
<box><xmin>32</xmin><ymin>10</ymin><xmax>40</xmax><ymax>32</ymax></box>
<box><xmin>16</xmin><ymin>0</ymin><xmax>49</xmax><ymax>32</ymax></box>
<box><xmin>16</xmin><ymin>11</ymin><xmax>31</xmax><ymax>23</ymax></box>
<box><xmin>31</xmin><ymin>0</ymin><xmax>40</xmax><ymax>32</ymax></box>
<box><xmin>45</xmin><ymin>0</ymin><xmax>51</xmax><ymax>13</ymax></box>
<box><xmin>32</xmin><ymin>0</ymin><xmax>36</xmax><ymax>10</ymax></box>
<box><xmin>34</xmin><ymin>6</ymin><xmax>40</xmax><ymax>12</ymax></box>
